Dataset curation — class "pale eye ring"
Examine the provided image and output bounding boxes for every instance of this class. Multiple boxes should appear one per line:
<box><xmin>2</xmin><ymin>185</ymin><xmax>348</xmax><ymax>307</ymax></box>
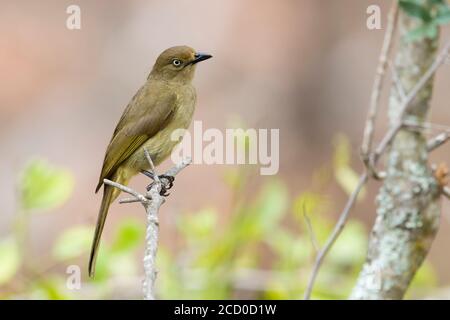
<box><xmin>172</xmin><ymin>59</ymin><xmax>182</xmax><ymax>67</ymax></box>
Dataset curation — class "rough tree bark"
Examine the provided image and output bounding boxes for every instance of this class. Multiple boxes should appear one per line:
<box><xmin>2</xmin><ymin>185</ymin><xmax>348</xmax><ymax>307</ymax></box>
<box><xmin>350</xmin><ymin>3</ymin><xmax>442</xmax><ymax>299</ymax></box>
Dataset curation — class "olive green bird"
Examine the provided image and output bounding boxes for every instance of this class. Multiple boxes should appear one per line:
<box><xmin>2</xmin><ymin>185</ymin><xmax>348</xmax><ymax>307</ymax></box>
<box><xmin>89</xmin><ymin>46</ymin><xmax>212</xmax><ymax>277</ymax></box>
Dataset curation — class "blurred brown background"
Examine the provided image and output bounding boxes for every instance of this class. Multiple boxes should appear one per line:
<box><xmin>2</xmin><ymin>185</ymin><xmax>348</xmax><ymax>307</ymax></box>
<box><xmin>1</xmin><ymin>0</ymin><xmax>450</xmax><ymax>288</ymax></box>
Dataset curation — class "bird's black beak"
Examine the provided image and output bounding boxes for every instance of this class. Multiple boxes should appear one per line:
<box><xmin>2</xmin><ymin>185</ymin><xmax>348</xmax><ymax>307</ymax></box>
<box><xmin>189</xmin><ymin>52</ymin><xmax>212</xmax><ymax>65</ymax></box>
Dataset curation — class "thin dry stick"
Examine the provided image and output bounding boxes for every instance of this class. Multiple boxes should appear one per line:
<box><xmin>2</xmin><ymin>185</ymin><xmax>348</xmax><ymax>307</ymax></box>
<box><xmin>103</xmin><ymin>151</ymin><xmax>191</xmax><ymax>300</ymax></box>
<box><xmin>304</xmin><ymin>41</ymin><xmax>450</xmax><ymax>300</ymax></box>
<box><xmin>372</xmin><ymin>41</ymin><xmax>450</xmax><ymax>161</ymax></box>
<box><xmin>303</xmin><ymin>206</ymin><xmax>320</xmax><ymax>253</ymax></box>
<box><xmin>303</xmin><ymin>173</ymin><xmax>368</xmax><ymax>299</ymax></box>
<box><xmin>404</xmin><ymin>120</ymin><xmax>450</xmax><ymax>134</ymax></box>
<box><xmin>303</xmin><ymin>25</ymin><xmax>450</xmax><ymax>302</ymax></box>
<box><xmin>303</xmin><ymin>2</ymin><xmax>399</xmax><ymax>300</ymax></box>
<box><xmin>361</xmin><ymin>1</ymin><xmax>399</xmax><ymax>159</ymax></box>
<box><xmin>427</xmin><ymin>132</ymin><xmax>450</xmax><ymax>152</ymax></box>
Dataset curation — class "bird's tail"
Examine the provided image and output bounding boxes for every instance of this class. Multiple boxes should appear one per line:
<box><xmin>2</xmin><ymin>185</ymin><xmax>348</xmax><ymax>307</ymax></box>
<box><xmin>89</xmin><ymin>172</ymin><xmax>125</xmax><ymax>277</ymax></box>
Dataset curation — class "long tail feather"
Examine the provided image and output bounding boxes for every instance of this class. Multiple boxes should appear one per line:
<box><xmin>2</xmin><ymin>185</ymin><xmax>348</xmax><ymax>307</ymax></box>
<box><xmin>89</xmin><ymin>178</ymin><xmax>122</xmax><ymax>277</ymax></box>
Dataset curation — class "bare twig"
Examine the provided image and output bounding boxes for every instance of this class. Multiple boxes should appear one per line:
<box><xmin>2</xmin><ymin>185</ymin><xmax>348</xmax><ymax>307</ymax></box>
<box><xmin>304</xmin><ymin>17</ymin><xmax>450</xmax><ymax>299</ymax></box>
<box><xmin>303</xmin><ymin>206</ymin><xmax>320</xmax><ymax>253</ymax></box>
<box><xmin>361</xmin><ymin>2</ymin><xmax>399</xmax><ymax>159</ymax></box>
<box><xmin>304</xmin><ymin>2</ymin><xmax>399</xmax><ymax>300</ymax></box>
<box><xmin>371</xmin><ymin>41</ymin><xmax>450</xmax><ymax>163</ymax></box>
<box><xmin>304</xmin><ymin>172</ymin><xmax>368</xmax><ymax>299</ymax></box>
<box><xmin>119</xmin><ymin>197</ymin><xmax>141</xmax><ymax>204</ymax></box>
<box><xmin>103</xmin><ymin>179</ymin><xmax>147</xmax><ymax>203</ymax></box>
<box><xmin>104</xmin><ymin>152</ymin><xmax>191</xmax><ymax>300</ymax></box>
<box><xmin>427</xmin><ymin>132</ymin><xmax>450</xmax><ymax>152</ymax></box>
<box><xmin>405</xmin><ymin>120</ymin><xmax>450</xmax><ymax>134</ymax></box>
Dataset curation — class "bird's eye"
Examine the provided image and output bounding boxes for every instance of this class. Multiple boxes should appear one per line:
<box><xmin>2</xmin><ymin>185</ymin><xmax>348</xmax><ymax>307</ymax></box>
<box><xmin>172</xmin><ymin>59</ymin><xmax>182</xmax><ymax>67</ymax></box>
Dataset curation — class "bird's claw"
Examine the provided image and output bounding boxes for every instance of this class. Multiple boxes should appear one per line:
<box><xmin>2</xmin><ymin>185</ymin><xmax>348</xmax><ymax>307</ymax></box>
<box><xmin>142</xmin><ymin>171</ymin><xmax>175</xmax><ymax>196</ymax></box>
<box><xmin>159</xmin><ymin>175</ymin><xmax>175</xmax><ymax>189</ymax></box>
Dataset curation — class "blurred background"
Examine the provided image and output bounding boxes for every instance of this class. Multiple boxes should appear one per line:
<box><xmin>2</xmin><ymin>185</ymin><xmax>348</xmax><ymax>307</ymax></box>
<box><xmin>1</xmin><ymin>0</ymin><xmax>450</xmax><ymax>299</ymax></box>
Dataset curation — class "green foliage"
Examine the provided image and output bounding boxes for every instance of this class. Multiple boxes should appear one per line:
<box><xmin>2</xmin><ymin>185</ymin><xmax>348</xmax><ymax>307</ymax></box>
<box><xmin>52</xmin><ymin>226</ymin><xmax>92</xmax><ymax>261</ymax></box>
<box><xmin>0</xmin><ymin>237</ymin><xmax>20</xmax><ymax>285</ymax></box>
<box><xmin>400</xmin><ymin>0</ymin><xmax>433</xmax><ymax>22</ymax></box>
<box><xmin>86</xmin><ymin>218</ymin><xmax>145</xmax><ymax>282</ymax></box>
<box><xmin>0</xmin><ymin>150</ymin><xmax>441</xmax><ymax>299</ymax></box>
<box><xmin>19</xmin><ymin>159</ymin><xmax>74</xmax><ymax>212</ymax></box>
<box><xmin>111</xmin><ymin>218</ymin><xmax>145</xmax><ymax>253</ymax></box>
<box><xmin>400</xmin><ymin>0</ymin><xmax>450</xmax><ymax>41</ymax></box>
<box><xmin>0</xmin><ymin>159</ymin><xmax>76</xmax><ymax>298</ymax></box>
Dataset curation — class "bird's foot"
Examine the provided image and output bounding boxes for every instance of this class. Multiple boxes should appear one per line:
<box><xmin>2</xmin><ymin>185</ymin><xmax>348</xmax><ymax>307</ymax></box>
<box><xmin>141</xmin><ymin>170</ymin><xmax>175</xmax><ymax>196</ymax></box>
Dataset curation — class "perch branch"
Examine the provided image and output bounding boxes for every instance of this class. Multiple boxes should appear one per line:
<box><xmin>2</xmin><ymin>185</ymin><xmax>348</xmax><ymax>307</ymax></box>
<box><xmin>104</xmin><ymin>151</ymin><xmax>191</xmax><ymax>300</ymax></box>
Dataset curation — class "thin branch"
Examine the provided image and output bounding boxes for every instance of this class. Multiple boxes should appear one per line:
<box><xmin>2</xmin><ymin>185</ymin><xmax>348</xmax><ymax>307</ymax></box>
<box><xmin>404</xmin><ymin>120</ymin><xmax>450</xmax><ymax>134</ymax></box>
<box><xmin>119</xmin><ymin>197</ymin><xmax>141</xmax><ymax>204</ymax></box>
<box><xmin>361</xmin><ymin>1</ymin><xmax>399</xmax><ymax>158</ymax></box>
<box><xmin>371</xmin><ymin>41</ymin><xmax>450</xmax><ymax>163</ymax></box>
<box><xmin>427</xmin><ymin>132</ymin><xmax>450</xmax><ymax>152</ymax></box>
<box><xmin>305</xmin><ymin>2</ymin><xmax>399</xmax><ymax>299</ymax></box>
<box><xmin>103</xmin><ymin>179</ymin><xmax>147</xmax><ymax>203</ymax></box>
<box><xmin>144</xmin><ymin>148</ymin><xmax>159</xmax><ymax>183</ymax></box>
<box><xmin>303</xmin><ymin>206</ymin><xmax>320</xmax><ymax>253</ymax></box>
<box><xmin>303</xmin><ymin>27</ymin><xmax>450</xmax><ymax>301</ymax></box>
<box><xmin>304</xmin><ymin>172</ymin><xmax>368</xmax><ymax>299</ymax></box>
<box><xmin>104</xmin><ymin>153</ymin><xmax>192</xmax><ymax>300</ymax></box>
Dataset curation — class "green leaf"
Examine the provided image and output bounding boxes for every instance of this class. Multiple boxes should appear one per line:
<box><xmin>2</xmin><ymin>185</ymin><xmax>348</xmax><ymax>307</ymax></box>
<box><xmin>111</xmin><ymin>218</ymin><xmax>145</xmax><ymax>253</ymax></box>
<box><xmin>0</xmin><ymin>237</ymin><xmax>21</xmax><ymax>285</ymax></box>
<box><xmin>52</xmin><ymin>226</ymin><xmax>92</xmax><ymax>260</ymax></box>
<box><xmin>400</xmin><ymin>0</ymin><xmax>432</xmax><ymax>21</ymax></box>
<box><xmin>177</xmin><ymin>208</ymin><xmax>218</xmax><ymax>241</ymax></box>
<box><xmin>405</xmin><ymin>23</ymin><xmax>438</xmax><ymax>42</ymax></box>
<box><xmin>435</xmin><ymin>8</ymin><xmax>450</xmax><ymax>24</ymax></box>
<box><xmin>247</xmin><ymin>180</ymin><xmax>288</xmax><ymax>237</ymax></box>
<box><xmin>29</xmin><ymin>276</ymin><xmax>73</xmax><ymax>300</ymax></box>
<box><xmin>20</xmin><ymin>159</ymin><xmax>74</xmax><ymax>211</ymax></box>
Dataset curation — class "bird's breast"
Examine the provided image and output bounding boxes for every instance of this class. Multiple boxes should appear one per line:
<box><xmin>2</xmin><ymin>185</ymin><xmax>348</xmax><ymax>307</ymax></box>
<box><xmin>127</xmin><ymin>85</ymin><xmax>196</xmax><ymax>171</ymax></box>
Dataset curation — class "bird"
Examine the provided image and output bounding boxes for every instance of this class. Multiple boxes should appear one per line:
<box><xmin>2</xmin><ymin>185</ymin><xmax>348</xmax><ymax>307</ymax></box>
<box><xmin>89</xmin><ymin>46</ymin><xmax>212</xmax><ymax>277</ymax></box>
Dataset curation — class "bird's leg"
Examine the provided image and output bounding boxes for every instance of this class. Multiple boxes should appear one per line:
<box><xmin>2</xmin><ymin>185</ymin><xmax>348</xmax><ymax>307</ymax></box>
<box><xmin>141</xmin><ymin>170</ymin><xmax>155</xmax><ymax>180</ymax></box>
<box><xmin>155</xmin><ymin>175</ymin><xmax>175</xmax><ymax>196</ymax></box>
<box><xmin>141</xmin><ymin>170</ymin><xmax>175</xmax><ymax>196</ymax></box>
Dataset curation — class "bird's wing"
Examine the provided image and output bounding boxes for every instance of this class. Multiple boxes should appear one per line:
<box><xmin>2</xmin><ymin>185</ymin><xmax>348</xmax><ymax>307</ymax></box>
<box><xmin>95</xmin><ymin>88</ymin><xmax>177</xmax><ymax>192</ymax></box>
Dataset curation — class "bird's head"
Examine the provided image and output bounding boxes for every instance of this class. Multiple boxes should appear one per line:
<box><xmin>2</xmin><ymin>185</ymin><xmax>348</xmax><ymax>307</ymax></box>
<box><xmin>149</xmin><ymin>46</ymin><xmax>212</xmax><ymax>83</ymax></box>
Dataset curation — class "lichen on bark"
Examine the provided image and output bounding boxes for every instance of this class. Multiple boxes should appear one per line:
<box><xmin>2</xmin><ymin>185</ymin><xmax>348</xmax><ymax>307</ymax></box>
<box><xmin>350</xmin><ymin>3</ymin><xmax>441</xmax><ymax>300</ymax></box>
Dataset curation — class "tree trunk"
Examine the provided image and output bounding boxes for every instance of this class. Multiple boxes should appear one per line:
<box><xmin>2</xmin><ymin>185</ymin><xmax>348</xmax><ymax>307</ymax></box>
<box><xmin>350</xmin><ymin>3</ymin><xmax>441</xmax><ymax>300</ymax></box>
